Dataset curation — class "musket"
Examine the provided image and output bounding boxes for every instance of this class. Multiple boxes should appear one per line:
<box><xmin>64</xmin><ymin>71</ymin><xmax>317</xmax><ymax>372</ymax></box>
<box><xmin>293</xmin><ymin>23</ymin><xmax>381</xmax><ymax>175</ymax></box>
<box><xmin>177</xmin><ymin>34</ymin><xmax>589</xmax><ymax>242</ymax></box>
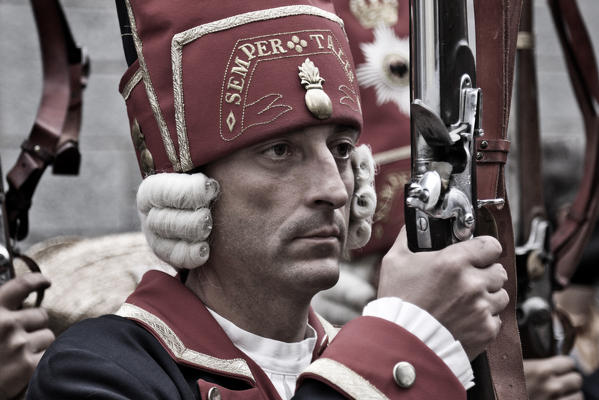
<box><xmin>514</xmin><ymin>0</ymin><xmax>599</xmax><ymax>360</ymax></box>
<box><xmin>513</xmin><ymin>0</ymin><xmax>558</xmax><ymax>360</ymax></box>
<box><xmin>405</xmin><ymin>0</ymin><xmax>482</xmax><ymax>251</ymax></box>
<box><xmin>406</xmin><ymin>1</ymin><xmax>493</xmax><ymax>397</ymax></box>
<box><xmin>407</xmin><ymin>1</ymin><xmax>527</xmax><ymax>398</ymax></box>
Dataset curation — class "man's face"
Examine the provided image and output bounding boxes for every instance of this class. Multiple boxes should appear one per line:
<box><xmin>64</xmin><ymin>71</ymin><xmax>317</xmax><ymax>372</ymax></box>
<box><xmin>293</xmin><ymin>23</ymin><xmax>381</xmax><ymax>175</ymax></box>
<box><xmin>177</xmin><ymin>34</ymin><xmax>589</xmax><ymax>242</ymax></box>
<box><xmin>204</xmin><ymin>124</ymin><xmax>357</xmax><ymax>298</ymax></box>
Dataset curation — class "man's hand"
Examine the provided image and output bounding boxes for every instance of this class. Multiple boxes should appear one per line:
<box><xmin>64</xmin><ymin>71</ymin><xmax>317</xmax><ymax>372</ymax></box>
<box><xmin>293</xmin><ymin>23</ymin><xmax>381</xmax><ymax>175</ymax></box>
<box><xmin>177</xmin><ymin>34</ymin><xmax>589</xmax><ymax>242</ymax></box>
<box><xmin>524</xmin><ymin>356</ymin><xmax>583</xmax><ymax>400</ymax></box>
<box><xmin>0</xmin><ymin>273</ymin><xmax>54</xmax><ymax>400</ymax></box>
<box><xmin>378</xmin><ymin>227</ymin><xmax>509</xmax><ymax>360</ymax></box>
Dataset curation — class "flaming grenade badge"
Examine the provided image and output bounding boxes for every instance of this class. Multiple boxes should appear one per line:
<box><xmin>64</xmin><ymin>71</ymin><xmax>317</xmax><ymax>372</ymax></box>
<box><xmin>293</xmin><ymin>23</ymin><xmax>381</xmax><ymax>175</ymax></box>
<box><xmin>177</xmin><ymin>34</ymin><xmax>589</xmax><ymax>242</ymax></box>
<box><xmin>298</xmin><ymin>58</ymin><xmax>333</xmax><ymax>120</ymax></box>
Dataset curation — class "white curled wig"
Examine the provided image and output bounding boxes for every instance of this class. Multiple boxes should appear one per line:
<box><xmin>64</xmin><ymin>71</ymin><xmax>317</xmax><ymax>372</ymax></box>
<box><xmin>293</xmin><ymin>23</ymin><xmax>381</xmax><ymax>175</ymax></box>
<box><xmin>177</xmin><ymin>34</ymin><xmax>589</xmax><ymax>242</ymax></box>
<box><xmin>137</xmin><ymin>145</ymin><xmax>376</xmax><ymax>269</ymax></box>
<box><xmin>137</xmin><ymin>173</ymin><xmax>220</xmax><ymax>269</ymax></box>
<box><xmin>347</xmin><ymin>144</ymin><xmax>377</xmax><ymax>250</ymax></box>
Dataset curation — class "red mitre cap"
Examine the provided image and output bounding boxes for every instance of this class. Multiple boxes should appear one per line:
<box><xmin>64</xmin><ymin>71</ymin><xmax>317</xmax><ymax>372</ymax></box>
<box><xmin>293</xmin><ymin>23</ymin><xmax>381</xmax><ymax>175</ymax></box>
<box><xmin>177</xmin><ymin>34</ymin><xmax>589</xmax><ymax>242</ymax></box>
<box><xmin>333</xmin><ymin>0</ymin><xmax>411</xmax><ymax>256</ymax></box>
<box><xmin>118</xmin><ymin>0</ymin><xmax>363</xmax><ymax>176</ymax></box>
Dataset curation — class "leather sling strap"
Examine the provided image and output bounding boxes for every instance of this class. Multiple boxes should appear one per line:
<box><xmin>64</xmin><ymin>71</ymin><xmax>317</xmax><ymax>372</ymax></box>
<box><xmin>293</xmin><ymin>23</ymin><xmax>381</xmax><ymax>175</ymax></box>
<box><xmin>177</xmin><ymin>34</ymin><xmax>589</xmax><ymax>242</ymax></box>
<box><xmin>515</xmin><ymin>0</ymin><xmax>546</xmax><ymax>239</ymax></box>
<box><xmin>546</xmin><ymin>0</ymin><xmax>599</xmax><ymax>285</ymax></box>
<box><xmin>5</xmin><ymin>0</ymin><xmax>89</xmax><ymax>241</ymax></box>
<box><xmin>471</xmin><ymin>1</ymin><xmax>528</xmax><ymax>399</ymax></box>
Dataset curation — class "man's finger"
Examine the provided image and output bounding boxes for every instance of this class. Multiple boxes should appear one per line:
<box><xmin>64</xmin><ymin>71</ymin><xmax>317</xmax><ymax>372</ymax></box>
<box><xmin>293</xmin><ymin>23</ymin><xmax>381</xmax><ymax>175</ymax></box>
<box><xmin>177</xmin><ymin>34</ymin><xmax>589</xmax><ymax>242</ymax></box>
<box><xmin>14</xmin><ymin>308</ymin><xmax>49</xmax><ymax>332</ymax></box>
<box><xmin>444</xmin><ymin>235</ymin><xmax>502</xmax><ymax>268</ymax></box>
<box><xmin>0</xmin><ymin>273</ymin><xmax>50</xmax><ymax>310</ymax></box>
<box><xmin>554</xmin><ymin>371</ymin><xmax>583</xmax><ymax>396</ymax></box>
<box><xmin>487</xmin><ymin>289</ymin><xmax>509</xmax><ymax>315</ymax></box>
<box><xmin>26</xmin><ymin>328</ymin><xmax>55</xmax><ymax>354</ymax></box>
<box><xmin>542</xmin><ymin>355</ymin><xmax>577</xmax><ymax>376</ymax></box>
<box><xmin>560</xmin><ymin>392</ymin><xmax>584</xmax><ymax>400</ymax></box>
<box><xmin>484</xmin><ymin>263</ymin><xmax>508</xmax><ymax>292</ymax></box>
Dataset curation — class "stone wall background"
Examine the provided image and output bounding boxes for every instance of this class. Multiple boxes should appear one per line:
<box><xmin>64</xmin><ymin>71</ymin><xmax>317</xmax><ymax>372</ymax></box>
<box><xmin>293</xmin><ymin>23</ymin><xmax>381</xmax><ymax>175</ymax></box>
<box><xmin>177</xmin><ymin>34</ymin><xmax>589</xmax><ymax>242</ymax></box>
<box><xmin>0</xmin><ymin>0</ymin><xmax>597</xmax><ymax>250</ymax></box>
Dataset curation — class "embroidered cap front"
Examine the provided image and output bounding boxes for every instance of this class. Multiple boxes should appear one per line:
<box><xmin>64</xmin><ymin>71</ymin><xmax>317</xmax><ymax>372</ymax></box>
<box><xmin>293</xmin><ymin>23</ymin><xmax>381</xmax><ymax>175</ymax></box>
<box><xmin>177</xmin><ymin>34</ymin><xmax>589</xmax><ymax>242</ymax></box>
<box><xmin>119</xmin><ymin>0</ymin><xmax>362</xmax><ymax>175</ymax></box>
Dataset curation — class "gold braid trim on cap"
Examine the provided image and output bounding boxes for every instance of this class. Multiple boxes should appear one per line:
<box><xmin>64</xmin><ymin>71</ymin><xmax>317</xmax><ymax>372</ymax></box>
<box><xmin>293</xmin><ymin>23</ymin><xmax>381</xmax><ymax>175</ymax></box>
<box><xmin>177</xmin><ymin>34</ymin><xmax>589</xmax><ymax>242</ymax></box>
<box><xmin>301</xmin><ymin>358</ymin><xmax>390</xmax><ymax>399</ymax></box>
<box><xmin>171</xmin><ymin>5</ymin><xmax>347</xmax><ymax>171</ymax></box>
<box><xmin>115</xmin><ymin>303</ymin><xmax>255</xmax><ymax>382</ymax></box>
<box><xmin>125</xmin><ymin>0</ymin><xmax>181</xmax><ymax>171</ymax></box>
<box><xmin>121</xmin><ymin>68</ymin><xmax>143</xmax><ymax>100</ymax></box>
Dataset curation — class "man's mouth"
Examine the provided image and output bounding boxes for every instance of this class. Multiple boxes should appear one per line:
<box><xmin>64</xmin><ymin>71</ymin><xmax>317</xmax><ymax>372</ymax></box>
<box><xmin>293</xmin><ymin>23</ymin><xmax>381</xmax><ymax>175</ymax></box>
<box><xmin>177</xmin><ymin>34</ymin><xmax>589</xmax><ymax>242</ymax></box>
<box><xmin>296</xmin><ymin>226</ymin><xmax>342</xmax><ymax>241</ymax></box>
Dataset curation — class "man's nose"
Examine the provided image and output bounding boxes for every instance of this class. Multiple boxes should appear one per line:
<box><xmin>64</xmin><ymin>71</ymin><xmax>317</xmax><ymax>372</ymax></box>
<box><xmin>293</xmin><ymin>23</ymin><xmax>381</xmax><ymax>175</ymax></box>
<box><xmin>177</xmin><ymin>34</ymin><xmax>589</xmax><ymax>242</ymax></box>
<box><xmin>305</xmin><ymin>152</ymin><xmax>350</xmax><ymax>209</ymax></box>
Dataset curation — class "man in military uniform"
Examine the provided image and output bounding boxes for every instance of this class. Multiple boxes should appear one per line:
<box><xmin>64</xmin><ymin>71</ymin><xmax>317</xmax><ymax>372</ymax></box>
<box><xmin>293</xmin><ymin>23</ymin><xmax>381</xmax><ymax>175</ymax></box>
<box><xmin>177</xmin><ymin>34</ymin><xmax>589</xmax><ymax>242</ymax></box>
<box><xmin>28</xmin><ymin>1</ymin><xmax>508</xmax><ymax>398</ymax></box>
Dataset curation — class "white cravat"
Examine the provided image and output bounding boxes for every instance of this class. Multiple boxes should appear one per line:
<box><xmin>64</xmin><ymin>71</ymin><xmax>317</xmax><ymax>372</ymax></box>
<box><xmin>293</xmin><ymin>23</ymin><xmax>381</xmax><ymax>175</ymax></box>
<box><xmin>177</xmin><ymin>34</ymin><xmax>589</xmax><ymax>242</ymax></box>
<box><xmin>207</xmin><ymin>309</ymin><xmax>316</xmax><ymax>400</ymax></box>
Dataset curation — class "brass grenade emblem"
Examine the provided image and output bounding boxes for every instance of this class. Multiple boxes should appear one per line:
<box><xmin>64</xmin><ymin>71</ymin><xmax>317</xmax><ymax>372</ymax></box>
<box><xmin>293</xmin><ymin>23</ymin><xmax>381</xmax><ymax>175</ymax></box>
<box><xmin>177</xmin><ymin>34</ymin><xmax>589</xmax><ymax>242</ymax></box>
<box><xmin>298</xmin><ymin>58</ymin><xmax>333</xmax><ymax>120</ymax></box>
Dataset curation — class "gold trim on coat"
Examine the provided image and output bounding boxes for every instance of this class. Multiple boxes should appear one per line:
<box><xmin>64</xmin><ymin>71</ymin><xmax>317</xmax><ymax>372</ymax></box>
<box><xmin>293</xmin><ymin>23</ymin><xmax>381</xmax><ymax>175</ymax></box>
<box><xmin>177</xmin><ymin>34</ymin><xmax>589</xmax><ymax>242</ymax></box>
<box><xmin>302</xmin><ymin>357</ymin><xmax>390</xmax><ymax>399</ymax></box>
<box><xmin>115</xmin><ymin>303</ymin><xmax>255</xmax><ymax>382</ymax></box>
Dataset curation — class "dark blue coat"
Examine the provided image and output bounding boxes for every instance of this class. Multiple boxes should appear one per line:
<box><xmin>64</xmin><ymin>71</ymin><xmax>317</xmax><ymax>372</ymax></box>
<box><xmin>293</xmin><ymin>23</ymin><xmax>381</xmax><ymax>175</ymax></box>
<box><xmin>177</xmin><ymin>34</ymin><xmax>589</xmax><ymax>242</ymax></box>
<box><xmin>28</xmin><ymin>271</ymin><xmax>464</xmax><ymax>399</ymax></box>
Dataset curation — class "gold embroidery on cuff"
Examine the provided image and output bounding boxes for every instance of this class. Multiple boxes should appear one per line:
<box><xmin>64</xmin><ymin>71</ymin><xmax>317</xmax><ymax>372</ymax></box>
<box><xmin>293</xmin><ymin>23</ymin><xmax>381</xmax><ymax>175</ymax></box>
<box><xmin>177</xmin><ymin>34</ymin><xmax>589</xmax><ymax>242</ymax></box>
<box><xmin>116</xmin><ymin>303</ymin><xmax>255</xmax><ymax>382</ymax></box>
<box><xmin>121</xmin><ymin>68</ymin><xmax>143</xmax><ymax>101</ymax></box>
<box><xmin>171</xmin><ymin>5</ymin><xmax>347</xmax><ymax>170</ymax></box>
<box><xmin>301</xmin><ymin>358</ymin><xmax>390</xmax><ymax>399</ymax></box>
<box><xmin>125</xmin><ymin>0</ymin><xmax>181</xmax><ymax>172</ymax></box>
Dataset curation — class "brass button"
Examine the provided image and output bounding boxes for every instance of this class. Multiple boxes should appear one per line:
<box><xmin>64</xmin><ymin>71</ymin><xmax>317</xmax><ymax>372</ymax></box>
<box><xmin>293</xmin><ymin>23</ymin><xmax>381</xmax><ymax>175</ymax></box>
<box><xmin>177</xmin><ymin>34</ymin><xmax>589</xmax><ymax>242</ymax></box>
<box><xmin>393</xmin><ymin>361</ymin><xmax>416</xmax><ymax>388</ymax></box>
<box><xmin>207</xmin><ymin>387</ymin><xmax>222</xmax><ymax>400</ymax></box>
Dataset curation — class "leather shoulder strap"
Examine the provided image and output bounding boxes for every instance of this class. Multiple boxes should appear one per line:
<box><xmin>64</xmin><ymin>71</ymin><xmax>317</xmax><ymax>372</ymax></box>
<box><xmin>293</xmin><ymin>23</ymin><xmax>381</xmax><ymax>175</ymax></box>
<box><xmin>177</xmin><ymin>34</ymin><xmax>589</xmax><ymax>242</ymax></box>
<box><xmin>5</xmin><ymin>0</ymin><xmax>89</xmax><ymax>240</ymax></box>
<box><xmin>472</xmin><ymin>1</ymin><xmax>527</xmax><ymax>399</ymax></box>
<box><xmin>547</xmin><ymin>0</ymin><xmax>599</xmax><ymax>285</ymax></box>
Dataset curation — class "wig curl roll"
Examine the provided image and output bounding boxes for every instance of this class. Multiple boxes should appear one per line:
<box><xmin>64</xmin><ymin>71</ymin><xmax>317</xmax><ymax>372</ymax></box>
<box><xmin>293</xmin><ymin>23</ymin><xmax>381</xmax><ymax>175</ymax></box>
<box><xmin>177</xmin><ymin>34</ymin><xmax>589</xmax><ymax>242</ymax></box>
<box><xmin>347</xmin><ymin>144</ymin><xmax>377</xmax><ymax>249</ymax></box>
<box><xmin>137</xmin><ymin>173</ymin><xmax>219</xmax><ymax>269</ymax></box>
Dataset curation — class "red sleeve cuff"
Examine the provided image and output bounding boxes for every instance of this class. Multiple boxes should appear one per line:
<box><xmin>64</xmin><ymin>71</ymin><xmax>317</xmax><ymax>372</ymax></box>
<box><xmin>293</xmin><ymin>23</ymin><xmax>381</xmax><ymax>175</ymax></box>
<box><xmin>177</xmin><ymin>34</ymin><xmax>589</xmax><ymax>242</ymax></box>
<box><xmin>298</xmin><ymin>316</ymin><xmax>465</xmax><ymax>399</ymax></box>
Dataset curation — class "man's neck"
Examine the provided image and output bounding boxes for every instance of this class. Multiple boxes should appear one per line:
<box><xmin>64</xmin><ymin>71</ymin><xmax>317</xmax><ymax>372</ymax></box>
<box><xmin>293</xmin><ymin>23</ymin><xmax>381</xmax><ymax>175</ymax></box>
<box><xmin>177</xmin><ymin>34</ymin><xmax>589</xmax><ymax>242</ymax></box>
<box><xmin>185</xmin><ymin>267</ymin><xmax>313</xmax><ymax>343</ymax></box>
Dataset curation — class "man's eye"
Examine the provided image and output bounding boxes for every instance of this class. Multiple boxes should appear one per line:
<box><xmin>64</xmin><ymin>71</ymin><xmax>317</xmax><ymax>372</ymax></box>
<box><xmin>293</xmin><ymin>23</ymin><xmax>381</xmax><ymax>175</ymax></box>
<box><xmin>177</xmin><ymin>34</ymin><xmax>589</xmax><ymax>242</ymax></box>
<box><xmin>263</xmin><ymin>143</ymin><xmax>292</xmax><ymax>160</ymax></box>
<box><xmin>331</xmin><ymin>142</ymin><xmax>355</xmax><ymax>160</ymax></box>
